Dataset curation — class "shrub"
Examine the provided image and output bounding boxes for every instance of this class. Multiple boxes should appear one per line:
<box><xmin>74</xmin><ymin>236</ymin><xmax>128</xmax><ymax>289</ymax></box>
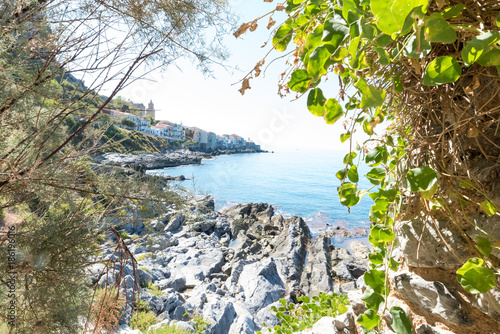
<box><xmin>144</xmin><ymin>281</ymin><xmax>163</xmax><ymax>296</ymax></box>
<box><xmin>258</xmin><ymin>293</ymin><xmax>349</xmax><ymax>334</ymax></box>
<box><xmin>119</xmin><ymin>231</ymin><xmax>130</xmax><ymax>240</ymax></box>
<box><xmin>145</xmin><ymin>323</ymin><xmax>191</xmax><ymax>334</ymax></box>
<box><xmin>121</xmin><ymin>118</ymin><xmax>137</xmax><ymax>128</ymax></box>
<box><xmin>136</xmin><ymin>253</ymin><xmax>150</xmax><ymax>262</ymax></box>
<box><xmin>130</xmin><ymin>298</ymin><xmax>158</xmax><ymax>331</ymax></box>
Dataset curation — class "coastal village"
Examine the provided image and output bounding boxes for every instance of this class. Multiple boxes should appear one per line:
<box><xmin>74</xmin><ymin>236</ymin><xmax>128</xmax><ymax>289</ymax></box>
<box><xmin>103</xmin><ymin>99</ymin><xmax>261</xmax><ymax>152</ymax></box>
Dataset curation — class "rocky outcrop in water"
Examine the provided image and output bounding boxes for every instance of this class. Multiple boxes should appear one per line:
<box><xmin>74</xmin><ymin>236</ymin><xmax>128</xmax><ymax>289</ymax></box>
<box><xmin>88</xmin><ymin>197</ymin><xmax>370</xmax><ymax>333</ymax></box>
<box><xmin>95</xmin><ymin>149</ymin><xmax>267</xmax><ymax>172</ymax></box>
<box><xmin>95</xmin><ymin>151</ymin><xmax>209</xmax><ymax>170</ymax></box>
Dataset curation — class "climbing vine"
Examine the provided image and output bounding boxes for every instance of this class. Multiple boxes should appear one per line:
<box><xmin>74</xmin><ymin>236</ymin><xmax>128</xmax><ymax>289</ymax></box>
<box><xmin>237</xmin><ymin>0</ymin><xmax>500</xmax><ymax>332</ymax></box>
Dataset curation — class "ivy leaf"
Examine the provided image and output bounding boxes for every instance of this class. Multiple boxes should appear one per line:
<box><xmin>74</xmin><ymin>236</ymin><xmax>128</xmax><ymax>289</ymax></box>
<box><xmin>341</xmin><ymin>0</ymin><xmax>360</xmax><ymax>21</ymax></box>
<box><xmin>368</xmin><ymin>252</ymin><xmax>384</xmax><ymax>265</ymax></box>
<box><xmin>442</xmin><ymin>4</ymin><xmax>465</xmax><ymax>18</ymax></box>
<box><xmin>337</xmin><ymin>183</ymin><xmax>361</xmax><ymax>207</ymax></box>
<box><xmin>361</xmin><ymin>288</ymin><xmax>385</xmax><ymax>310</ymax></box>
<box><xmin>365</xmin><ymin>146</ymin><xmax>388</xmax><ymax>167</ymax></box>
<box><xmin>324</xmin><ymin>98</ymin><xmax>343</xmax><ymax>125</ymax></box>
<box><xmin>390</xmin><ymin>306</ymin><xmax>412</xmax><ymax>334</ymax></box>
<box><xmin>307</xmin><ymin>88</ymin><xmax>326</xmax><ymax>116</ymax></box>
<box><xmin>355</xmin><ymin>77</ymin><xmax>386</xmax><ymax>108</ymax></box>
<box><xmin>406</xmin><ymin>166</ymin><xmax>438</xmax><ymax>198</ymax></box>
<box><xmin>371</xmin><ymin>0</ymin><xmax>428</xmax><ymax>35</ymax></box>
<box><xmin>348</xmin><ymin>165</ymin><xmax>359</xmax><ymax>183</ymax></box>
<box><xmin>424</xmin><ymin>13</ymin><xmax>457</xmax><ymax>44</ymax></box>
<box><xmin>370</xmin><ymin>224</ymin><xmax>395</xmax><ymax>243</ymax></box>
<box><xmin>371</xmin><ymin>0</ymin><xmax>399</xmax><ymax>35</ymax></box>
<box><xmin>371</xmin><ymin>198</ymin><xmax>389</xmax><ymax>212</ymax></box>
<box><xmin>456</xmin><ymin>258</ymin><xmax>496</xmax><ymax>294</ymax></box>
<box><xmin>364</xmin><ymin>269</ymin><xmax>386</xmax><ymax>294</ymax></box>
<box><xmin>304</xmin><ymin>25</ymin><xmax>324</xmax><ymax>53</ymax></box>
<box><xmin>391</xmin><ymin>0</ymin><xmax>428</xmax><ymax>31</ymax></box>
<box><xmin>322</xmin><ymin>15</ymin><xmax>348</xmax><ymax>51</ymax></box>
<box><xmin>370</xmin><ymin>188</ymin><xmax>397</xmax><ymax>202</ymax></box>
<box><xmin>476</xmin><ymin>237</ymin><xmax>492</xmax><ymax>258</ymax></box>
<box><xmin>273</xmin><ymin>24</ymin><xmax>293</xmax><ymax>51</ymax></box>
<box><xmin>366</xmin><ymin>167</ymin><xmax>386</xmax><ymax>185</ymax></box>
<box><xmin>357</xmin><ymin>309</ymin><xmax>380</xmax><ymax>330</ymax></box>
<box><xmin>476</xmin><ymin>48</ymin><xmax>500</xmax><ymax>67</ymax></box>
<box><xmin>480</xmin><ymin>200</ymin><xmax>497</xmax><ymax>217</ymax></box>
<box><xmin>307</xmin><ymin>45</ymin><xmax>334</xmax><ymax>82</ymax></box>
<box><xmin>389</xmin><ymin>257</ymin><xmax>400</xmax><ymax>271</ymax></box>
<box><xmin>336</xmin><ymin>168</ymin><xmax>347</xmax><ymax>180</ymax></box>
<box><xmin>461</xmin><ymin>31</ymin><xmax>500</xmax><ymax>66</ymax></box>
<box><xmin>340</xmin><ymin>132</ymin><xmax>351</xmax><ymax>143</ymax></box>
<box><xmin>343</xmin><ymin>152</ymin><xmax>357</xmax><ymax>165</ymax></box>
<box><xmin>375</xmin><ymin>34</ymin><xmax>394</xmax><ymax>47</ymax></box>
<box><xmin>497</xmin><ymin>12</ymin><xmax>500</xmax><ymax>27</ymax></box>
<box><xmin>374</xmin><ymin>47</ymin><xmax>391</xmax><ymax>65</ymax></box>
<box><xmin>287</xmin><ymin>69</ymin><xmax>312</xmax><ymax>93</ymax></box>
<box><xmin>423</xmin><ymin>56</ymin><xmax>461</xmax><ymax>86</ymax></box>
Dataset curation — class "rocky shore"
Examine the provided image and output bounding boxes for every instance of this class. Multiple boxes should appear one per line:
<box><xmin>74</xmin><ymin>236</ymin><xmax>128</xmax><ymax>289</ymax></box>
<box><xmin>89</xmin><ymin>197</ymin><xmax>371</xmax><ymax>333</ymax></box>
<box><xmin>95</xmin><ymin>149</ymin><xmax>267</xmax><ymax>171</ymax></box>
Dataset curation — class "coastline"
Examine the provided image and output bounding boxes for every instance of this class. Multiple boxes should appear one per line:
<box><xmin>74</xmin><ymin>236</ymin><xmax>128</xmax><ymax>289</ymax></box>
<box><xmin>94</xmin><ymin>148</ymin><xmax>269</xmax><ymax>171</ymax></box>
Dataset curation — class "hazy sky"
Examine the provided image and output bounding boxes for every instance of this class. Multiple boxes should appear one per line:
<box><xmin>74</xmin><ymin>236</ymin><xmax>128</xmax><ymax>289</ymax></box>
<box><xmin>118</xmin><ymin>1</ymin><xmax>350</xmax><ymax>151</ymax></box>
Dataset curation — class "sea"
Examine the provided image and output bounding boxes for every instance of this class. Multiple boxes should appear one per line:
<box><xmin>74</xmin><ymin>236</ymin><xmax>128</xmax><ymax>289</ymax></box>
<box><xmin>148</xmin><ymin>150</ymin><xmax>372</xmax><ymax>245</ymax></box>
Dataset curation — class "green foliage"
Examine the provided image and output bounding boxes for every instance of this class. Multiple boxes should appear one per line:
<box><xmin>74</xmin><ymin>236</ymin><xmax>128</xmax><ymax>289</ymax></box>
<box><xmin>183</xmin><ymin>311</ymin><xmax>210</xmax><ymax>334</ymax></box>
<box><xmin>145</xmin><ymin>324</ymin><xmax>191</xmax><ymax>334</ymax></box>
<box><xmin>121</xmin><ymin>117</ymin><xmax>137</xmax><ymax>128</ymax></box>
<box><xmin>357</xmin><ymin>309</ymin><xmax>380</xmax><ymax>331</ymax></box>
<box><xmin>423</xmin><ymin>56</ymin><xmax>462</xmax><ymax>86</ymax></box>
<box><xmin>131</xmin><ymin>297</ymin><xmax>158</xmax><ymax>331</ymax></box>
<box><xmin>131</xmin><ymin>309</ymin><xmax>158</xmax><ymax>332</ymax></box>
<box><xmin>258</xmin><ymin>293</ymin><xmax>349</xmax><ymax>334</ymax></box>
<box><xmin>192</xmin><ymin>313</ymin><xmax>210</xmax><ymax>334</ymax></box>
<box><xmin>120</xmin><ymin>231</ymin><xmax>130</xmax><ymax>240</ymax></box>
<box><xmin>456</xmin><ymin>258</ymin><xmax>497</xmax><ymax>294</ymax></box>
<box><xmin>137</xmin><ymin>253</ymin><xmax>151</xmax><ymax>262</ymax></box>
<box><xmin>145</xmin><ymin>281</ymin><xmax>164</xmax><ymax>296</ymax></box>
<box><xmin>390</xmin><ymin>306</ymin><xmax>413</xmax><ymax>334</ymax></box>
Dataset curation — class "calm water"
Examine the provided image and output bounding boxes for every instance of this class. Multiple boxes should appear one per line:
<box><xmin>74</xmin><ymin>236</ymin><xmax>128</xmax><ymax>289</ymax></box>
<box><xmin>149</xmin><ymin>150</ymin><xmax>372</xmax><ymax>234</ymax></box>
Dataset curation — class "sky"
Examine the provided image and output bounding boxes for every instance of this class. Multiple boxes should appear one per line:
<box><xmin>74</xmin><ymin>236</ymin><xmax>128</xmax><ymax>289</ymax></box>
<box><xmin>116</xmin><ymin>1</ymin><xmax>351</xmax><ymax>151</ymax></box>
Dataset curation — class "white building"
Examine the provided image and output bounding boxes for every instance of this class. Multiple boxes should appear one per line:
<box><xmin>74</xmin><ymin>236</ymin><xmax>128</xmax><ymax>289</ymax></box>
<box><xmin>103</xmin><ymin>109</ymin><xmax>149</xmax><ymax>131</ymax></box>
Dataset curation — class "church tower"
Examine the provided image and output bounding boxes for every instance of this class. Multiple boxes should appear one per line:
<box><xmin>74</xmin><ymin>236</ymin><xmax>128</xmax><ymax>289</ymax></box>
<box><xmin>146</xmin><ymin>100</ymin><xmax>155</xmax><ymax>119</ymax></box>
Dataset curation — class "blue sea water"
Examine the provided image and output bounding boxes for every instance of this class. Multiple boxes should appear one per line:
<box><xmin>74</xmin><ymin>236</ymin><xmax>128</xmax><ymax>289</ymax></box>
<box><xmin>149</xmin><ymin>150</ymin><xmax>372</xmax><ymax>235</ymax></box>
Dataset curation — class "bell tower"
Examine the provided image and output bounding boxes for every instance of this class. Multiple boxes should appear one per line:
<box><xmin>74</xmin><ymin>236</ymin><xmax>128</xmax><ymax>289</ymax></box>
<box><xmin>146</xmin><ymin>100</ymin><xmax>155</xmax><ymax>119</ymax></box>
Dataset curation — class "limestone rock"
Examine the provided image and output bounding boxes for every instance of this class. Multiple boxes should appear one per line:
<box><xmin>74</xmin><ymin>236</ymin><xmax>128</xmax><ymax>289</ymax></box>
<box><xmin>203</xmin><ymin>299</ymin><xmax>236</xmax><ymax>334</ymax></box>
<box><xmin>237</xmin><ymin>258</ymin><xmax>286</xmax><ymax>311</ymax></box>
<box><xmin>392</xmin><ymin>271</ymin><xmax>470</xmax><ymax>326</ymax></box>
<box><xmin>415</xmin><ymin>324</ymin><xmax>455</xmax><ymax>334</ymax></box>
<box><xmin>396</xmin><ymin>217</ymin><xmax>475</xmax><ymax>270</ymax></box>
<box><xmin>301</xmin><ymin>237</ymin><xmax>334</xmax><ymax>296</ymax></box>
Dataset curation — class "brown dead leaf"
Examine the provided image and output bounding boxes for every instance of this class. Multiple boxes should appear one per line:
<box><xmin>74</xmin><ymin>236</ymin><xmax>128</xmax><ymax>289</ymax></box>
<box><xmin>239</xmin><ymin>78</ymin><xmax>251</xmax><ymax>95</ymax></box>
<box><xmin>472</xmin><ymin>76</ymin><xmax>480</xmax><ymax>90</ymax></box>
<box><xmin>276</xmin><ymin>4</ymin><xmax>286</xmax><ymax>11</ymax></box>
<box><xmin>234</xmin><ymin>22</ymin><xmax>251</xmax><ymax>38</ymax></box>
<box><xmin>467</xmin><ymin>127</ymin><xmax>479</xmax><ymax>138</ymax></box>
<box><xmin>250</xmin><ymin>20</ymin><xmax>258</xmax><ymax>32</ymax></box>
<box><xmin>267</xmin><ymin>16</ymin><xmax>276</xmax><ymax>29</ymax></box>
<box><xmin>264</xmin><ymin>0</ymin><xmax>273</xmax><ymax>2</ymax></box>
<box><xmin>254</xmin><ymin>61</ymin><xmax>265</xmax><ymax>77</ymax></box>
